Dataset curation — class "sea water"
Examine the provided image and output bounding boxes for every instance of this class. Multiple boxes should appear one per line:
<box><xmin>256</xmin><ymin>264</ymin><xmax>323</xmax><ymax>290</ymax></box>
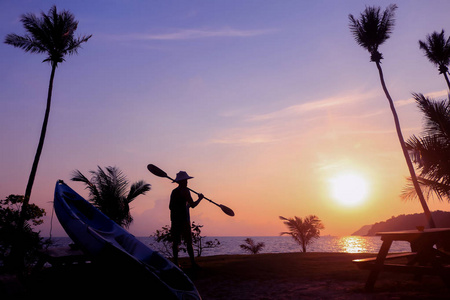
<box><xmin>47</xmin><ymin>235</ymin><xmax>410</xmax><ymax>256</ymax></box>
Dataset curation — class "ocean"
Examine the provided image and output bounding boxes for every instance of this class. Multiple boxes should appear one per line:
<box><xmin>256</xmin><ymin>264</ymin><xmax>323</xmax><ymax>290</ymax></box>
<box><xmin>48</xmin><ymin>235</ymin><xmax>411</xmax><ymax>256</ymax></box>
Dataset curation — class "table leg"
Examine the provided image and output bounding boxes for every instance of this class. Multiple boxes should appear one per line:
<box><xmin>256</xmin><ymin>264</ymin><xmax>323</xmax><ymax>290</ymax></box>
<box><xmin>365</xmin><ymin>239</ymin><xmax>392</xmax><ymax>292</ymax></box>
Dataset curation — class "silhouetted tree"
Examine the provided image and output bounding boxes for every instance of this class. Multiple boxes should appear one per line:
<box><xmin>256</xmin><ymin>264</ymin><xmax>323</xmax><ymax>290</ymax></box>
<box><xmin>4</xmin><ymin>5</ymin><xmax>91</xmax><ymax>222</ymax></box>
<box><xmin>240</xmin><ymin>238</ymin><xmax>265</xmax><ymax>254</ymax></box>
<box><xmin>419</xmin><ymin>30</ymin><xmax>450</xmax><ymax>90</ymax></box>
<box><xmin>5</xmin><ymin>5</ymin><xmax>91</xmax><ymax>270</ymax></box>
<box><xmin>0</xmin><ymin>195</ymin><xmax>46</xmax><ymax>271</ymax></box>
<box><xmin>151</xmin><ymin>222</ymin><xmax>220</xmax><ymax>258</ymax></box>
<box><xmin>349</xmin><ymin>5</ymin><xmax>436</xmax><ymax>228</ymax></box>
<box><xmin>403</xmin><ymin>93</ymin><xmax>450</xmax><ymax>201</ymax></box>
<box><xmin>279</xmin><ymin>215</ymin><xmax>324</xmax><ymax>252</ymax></box>
<box><xmin>72</xmin><ymin>166</ymin><xmax>150</xmax><ymax>228</ymax></box>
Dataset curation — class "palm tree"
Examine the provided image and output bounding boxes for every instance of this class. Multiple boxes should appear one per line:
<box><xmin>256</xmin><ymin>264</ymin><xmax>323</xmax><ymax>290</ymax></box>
<box><xmin>419</xmin><ymin>30</ymin><xmax>450</xmax><ymax>90</ymax></box>
<box><xmin>279</xmin><ymin>215</ymin><xmax>324</xmax><ymax>252</ymax></box>
<box><xmin>403</xmin><ymin>93</ymin><xmax>450</xmax><ymax>201</ymax></box>
<box><xmin>72</xmin><ymin>166</ymin><xmax>151</xmax><ymax>228</ymax></box>
<box><xmin>4</xmin><ymin>6</ymin><xmax>91</xmax><ymax>221</ymax></box>
<box><xmin>349</xmin><ymin>5</ymin><xmax>436</xmax><ymax>228</ymax></box>
<box><xmin>240</xmin><ymin>238</ymin><xmax>265</xmax><ymax>254</ymax></box>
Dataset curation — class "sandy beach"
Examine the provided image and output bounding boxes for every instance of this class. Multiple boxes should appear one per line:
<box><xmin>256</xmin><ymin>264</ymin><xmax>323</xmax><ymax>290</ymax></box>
<box><xmin>1</xmin><ymin>252</ymin><xmax>449</xmax><ymax>299</ymax></box>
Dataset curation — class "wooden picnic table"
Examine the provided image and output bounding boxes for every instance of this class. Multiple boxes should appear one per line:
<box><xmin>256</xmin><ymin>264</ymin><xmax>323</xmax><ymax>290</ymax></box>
<box><xmin>353</xmin><ymin>228</ymin><xmax>450</xmax><ymax>292</ymax></box>
<box><xmin>34</xmin><ymin>246</ymin><xmax>91</xmax><ymax>270</ymax></box>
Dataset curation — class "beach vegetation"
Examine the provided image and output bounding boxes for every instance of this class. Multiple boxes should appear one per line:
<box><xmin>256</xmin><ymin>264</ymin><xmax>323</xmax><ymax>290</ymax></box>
<box><xmin>151</xmin><ymin>222</ymin><xmax>220</xmax><ymax>258</ymax></box>
<box><xmin>349</xmin><ymin>5</ymin><xmax>436</xmax><ymax>228</ymax></box>
<box><xmin>240</xmin><ymin>238</ymin><xmax>265</xmax><ymax>254</ymax></box>
<box><xmin>0</xmin><ymin>195</ymin><xmax>46</xmax><ymax>272</ymax></box>
<box><xmin>403</xmin><ymin>94</ymin><xmax>450</xmax><ymax>202</ymax></box>
<box><xmin>419</xmin><ymin>30</ymin><xmax>450</xmax><ymax>90</ymax></box>
<box><xmin>279</xmin><ymin>215</ymin><xmax>324</xmax><ymax>252</ymax></box>
<box><xmin>71</xmin><ymin>166</ymin><xmax>150</xmax><ymax>228</ymax></box>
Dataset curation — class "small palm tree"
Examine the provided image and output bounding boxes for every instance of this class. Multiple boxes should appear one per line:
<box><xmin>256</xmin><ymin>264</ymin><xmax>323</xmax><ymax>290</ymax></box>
<box><xmin>279</xmin><ymin>215</ymin><xmax>324</xmax><ymax>253</ymax></box>
<box><xmin>4</xmin><ymin>6</ymin><xmax>91</xmax><ymax>219</ymax></box>
<box><xmin>240</xmin><ymin>238</ymin><xmax>265</xmax><ymax>254</ymax></box>
<box><xmin>72</xmin><ymin>166</ymin><xmax>151</xmax><ymax>228</ymax></box>
<box><xmin>419</xmin><ymin>30</ymin><xmax>450</xmax><ymax>90</ymax></box>
<box><xmin>349</xmin><ymin>5</ymin><xmax>436</xmax><ymax>228</ymax></box>
<box><xmin>403</xmin><ymin>93</ymin><xmax>450</xmax><ymax>201</ymax></box>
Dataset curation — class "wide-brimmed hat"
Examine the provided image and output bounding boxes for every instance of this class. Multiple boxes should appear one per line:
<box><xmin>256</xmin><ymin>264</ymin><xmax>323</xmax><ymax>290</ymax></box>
<box><xmin>173</xmin><ymin>171</ymin><xmax>194</xmax><ymax>182</ymax></box>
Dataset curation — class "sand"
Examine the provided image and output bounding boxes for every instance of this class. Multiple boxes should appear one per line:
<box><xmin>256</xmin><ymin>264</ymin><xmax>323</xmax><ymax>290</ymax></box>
<box><xmin>1</xmin><ymin>252</ymin><xmax>449</xmax><ymax>299</ymax></box>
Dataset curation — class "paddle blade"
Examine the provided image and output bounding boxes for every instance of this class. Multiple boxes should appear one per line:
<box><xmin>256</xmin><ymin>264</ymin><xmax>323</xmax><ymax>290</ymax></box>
<box><xmin>219</xmin><ymin>204</ymin><xmax>235</xmax><ymax>217</ymax></box>
<box><xmin>147</xmin><ymin>164</ymin><xmax>168</xmax><ymax>178</ymax></box>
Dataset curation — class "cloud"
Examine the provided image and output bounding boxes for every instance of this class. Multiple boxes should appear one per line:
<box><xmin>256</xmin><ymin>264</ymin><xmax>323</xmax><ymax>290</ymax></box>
<box><xmin>208</xmin><ymin>90</ymin><xmax>381</xmax><ymax>146</ymax></box>
<box><xmin>247</xmin><ymin>94</ymin><xmax>365</xmax><ymax>122</ymax></box>
<box><xmin>109</xmin><ymin>27</ymin><xmax>276</xmax><ymax>41</ymax></box>
<box><xmin>395</xmin><ymin>89</ymin><xmax>448</xmax><ymax>107</ymax></box>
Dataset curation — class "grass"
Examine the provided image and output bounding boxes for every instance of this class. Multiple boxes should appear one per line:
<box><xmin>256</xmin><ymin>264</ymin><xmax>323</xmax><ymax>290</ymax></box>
<box><xmin>1</xmin><ymin>252</ymin><xmax>449</xmax><ymax>299</ymax></box>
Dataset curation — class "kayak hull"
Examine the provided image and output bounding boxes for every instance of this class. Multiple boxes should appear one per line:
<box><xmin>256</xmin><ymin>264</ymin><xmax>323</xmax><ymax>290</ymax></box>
<box><xmin>54</xmin><ymin>180</ymin><xmax>201</xmax><ymax>299</ymax></box>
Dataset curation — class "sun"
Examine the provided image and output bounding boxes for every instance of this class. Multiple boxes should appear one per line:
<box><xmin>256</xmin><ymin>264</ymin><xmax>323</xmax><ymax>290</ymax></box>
<box><xmin>329</xmin><ymin>172</ymin><xmax>369</xmax><ymax>206</ymax></box>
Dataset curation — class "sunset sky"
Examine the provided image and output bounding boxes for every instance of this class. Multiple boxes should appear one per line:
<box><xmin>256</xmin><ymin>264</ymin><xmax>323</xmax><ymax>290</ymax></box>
<box><xmin>2</xmin><ymin>0</ymin><xmax>450</xmax><ymax>237</ymax></box>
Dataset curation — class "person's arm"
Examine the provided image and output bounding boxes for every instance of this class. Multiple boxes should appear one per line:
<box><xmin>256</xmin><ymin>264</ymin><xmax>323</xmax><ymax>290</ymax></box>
<box><xmin>184</xmin><ymin>189</ymin><xmax>203</xmax><ymax>208</ymax></box>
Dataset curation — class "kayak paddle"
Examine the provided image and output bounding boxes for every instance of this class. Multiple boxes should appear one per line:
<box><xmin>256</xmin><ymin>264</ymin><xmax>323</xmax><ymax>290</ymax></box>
<box><xmin>147</xmin><ymin>164</ymin><xmax>235</xmax><ymax>217</ymax></box>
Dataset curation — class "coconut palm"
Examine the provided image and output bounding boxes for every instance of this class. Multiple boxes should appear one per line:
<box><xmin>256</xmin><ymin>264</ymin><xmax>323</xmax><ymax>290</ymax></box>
<box><xmin>279</xmin><ymin>215</ymin><xmax>324</xmax><ymax>252</ymax></box>
<box><xmin>72</xmin><ymin>166</ymin><xmax>151</xmax><ymax>228</ymax></box>
<box><xmin>349</xmin><ymin>5</ymin><xmax>436</xmax><ymax>228</ymax></box>
<box><xmin>240</xmin><ymin>238</ymin><xmax>265</xmax><ymax>254</ymax></box>
<box><xmin>4</xmin><ymin>6</ymin><xmax>91</xmax><ymax>218</ymax></box>
<box><xmin>419</xmin><ymin>30</ymin><xmax>450</xmax><ymax>90</ymax></box>
<box><xmin>403</xmin><ymin>93</ymin><xmax>450</xmax><ymax>201</ymax></box>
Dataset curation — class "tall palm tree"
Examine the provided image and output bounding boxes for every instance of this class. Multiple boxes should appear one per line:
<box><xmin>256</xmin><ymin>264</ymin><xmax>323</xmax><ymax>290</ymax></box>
<box><xmin>419</xmin><ymin>30</ymin><xmax>450</xmax><ymax>90</ymax></box>
<box><xmin>72</xmin><ymin>166</ymin><xmax>151</xmax><ymax>228</ymax></box>
<box><xmin>4</xmin><ymin>6</ymin><xmax>92</xmax><ymax>221</ymax></box>
<box><xmin>403</xmin><ymin>93</ymin><xmax>450</xmax><ymax>201</ymax></box>
<box><xmin>349</xmin><ymin>5</ymin><xmax>436</xmax><ymax>228</ymax></box>
<box><xmin>279</xmin><ymin>215</ymin><xmax>324</xmax><ymax>252</ymax></box>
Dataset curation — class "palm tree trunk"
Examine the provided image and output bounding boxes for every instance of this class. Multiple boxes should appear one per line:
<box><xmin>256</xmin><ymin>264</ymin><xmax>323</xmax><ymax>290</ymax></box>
<box><xmin>12</xmin><ymin>62</ymin><xmax>56</xmax><ymax>272</ymax></box>
<box><xmin>375</xmin><ymin>61</ymin><xmax>436</xmax><ymax>228</ymax></box>
<box><xmin>443</xmin><ymin>72</ymin><xmax>450</xmax><ymax>91</ymax></box>
<box><xmin>19</xmin><ymin>63</ymin><xmax>57</xmax><ymax>224</ymax></box>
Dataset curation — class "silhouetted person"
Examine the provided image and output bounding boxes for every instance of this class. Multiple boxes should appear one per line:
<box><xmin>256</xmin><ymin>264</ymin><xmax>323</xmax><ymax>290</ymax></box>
<box><xmin>170</xmin><ymin>171</ymin><xmax>203</xmax><ymax>268</ymax></box>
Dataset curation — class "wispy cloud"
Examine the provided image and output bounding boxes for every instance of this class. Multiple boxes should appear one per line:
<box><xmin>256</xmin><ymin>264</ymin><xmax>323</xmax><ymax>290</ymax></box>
<box><xmin>395</xmin><ymin>89</ymin><xmax>448</xmax><ymax>107</ymax></box>
<box><xmin>109</xmin><ymin>27</ymin><xmax>276</xmax><ymax>41</ymax></box>
<box><xmin>247</xmin><ymin>93</ymin><xmax>366</xmax><ymax>122</ymax></box>
<box><xmin>209</xmin><ymin>90</ymin><xmax>390</xmax><ymax>145</ymax></box>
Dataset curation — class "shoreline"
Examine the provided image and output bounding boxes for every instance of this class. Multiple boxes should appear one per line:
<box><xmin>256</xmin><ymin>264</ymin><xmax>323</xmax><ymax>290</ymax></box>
<box><xmin>1</xmin><ymin>252</ymin><xmax>449</xmax><ymax>299</ymax></box>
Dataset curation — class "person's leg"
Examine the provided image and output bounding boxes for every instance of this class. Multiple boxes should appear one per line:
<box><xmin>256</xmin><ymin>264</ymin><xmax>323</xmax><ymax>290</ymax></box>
<box><xmin>186</xmin><ymin>243</ymin><xmax>196</xmax><ymax>265</ymax></box>
<box><xmin>182</xmin><ymin>224</ymin><xmax>198</xmax><ymax>267</ymax></box>
<box><xmin>172</xmin><ymin>240</ymin><xmax>179</xmax><ymax>265</ymax></box>
<box><xmin>171</xmin><ymin>224</ymin><xmax>181</xmax><ymax>266</ymax></box>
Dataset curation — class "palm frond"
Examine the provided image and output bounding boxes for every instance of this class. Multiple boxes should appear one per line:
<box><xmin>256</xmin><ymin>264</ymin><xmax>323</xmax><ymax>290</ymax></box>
<box><xmin>127</xmin><ymin>180</ymin><xmax>151</xmax><ymax>203</ymax></box>
<box><xmin>402</xmin><ymin>176</ymin><xmax>450</xmax><ymax>202</ymax></box>
<box><xmin>419</xmin><ymin>30</ymin><xmax>450</xmax><ymax>70</ymax></box>
<box><xmin>4</xmin><ymin>5</ymin><xmax>91</xmax><ymax>65</ymax></box>
<box><xmin>348</xmin><ymin>4</ymin><xmax>397</xmax><ymax>57</ymax></box>
<box><xmin>71</xmin><ymin>166</ymin><xmax>150</xmax><ymax>228</ymax></box>
<box><xmin>71</xmin><ymin>169</ymin><xmax>99</xmax><ymax>199</ymax></box>
<box><xmin>413</xmin><ymin>93</ymin><xmax>450</xmax><ymax>139</ymax></box>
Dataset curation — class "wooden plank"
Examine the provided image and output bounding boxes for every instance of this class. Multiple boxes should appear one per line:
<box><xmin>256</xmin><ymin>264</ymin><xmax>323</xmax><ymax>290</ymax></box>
<box><xmin>36</xmin><ymin>247</ymin><xmax>90</xmax><ymax>269</ymax></box>
<box><xmin>353</xmin><ymin>252</ymin><xmax>416</xmax><ymax>264</ymax></box>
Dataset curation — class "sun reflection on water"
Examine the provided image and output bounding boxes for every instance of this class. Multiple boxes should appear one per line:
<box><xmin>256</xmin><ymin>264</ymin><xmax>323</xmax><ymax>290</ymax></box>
<box><xmin>338</xmin><ymin>236</ymin><xmax>371</xmax><ymax>253</ymax></box>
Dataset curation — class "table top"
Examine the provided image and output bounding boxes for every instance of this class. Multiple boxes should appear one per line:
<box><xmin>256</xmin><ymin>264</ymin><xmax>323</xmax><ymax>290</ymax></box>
<box><xmin>376</xmin><ymin>228</ymin><xmax>450</xmax><ymax>241</ymax></box>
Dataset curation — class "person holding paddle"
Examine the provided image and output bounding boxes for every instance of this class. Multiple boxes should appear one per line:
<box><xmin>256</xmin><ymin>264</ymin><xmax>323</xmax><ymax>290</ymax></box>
<box><xmin>170</xmin><ymin>171</ymin><xmax>204</xmax><ymax>268</ymax></box>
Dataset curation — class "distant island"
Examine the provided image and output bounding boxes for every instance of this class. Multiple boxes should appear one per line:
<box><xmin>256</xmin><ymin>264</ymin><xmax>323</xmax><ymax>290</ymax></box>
<box><xmin>352</xmin><ymin>211</ymin><xmax>450</xmax><ymax>236</ymax></box>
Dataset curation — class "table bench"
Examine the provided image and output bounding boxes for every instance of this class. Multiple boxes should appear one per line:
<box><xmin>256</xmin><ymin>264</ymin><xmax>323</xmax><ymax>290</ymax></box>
<box><xmin>35</xmin><ymin>246</ymin><xmax>91</xmax><ymax>270</ymax></box>
<box><xmin>353</xmin><ymin>228</ymin><xmax>450</xmax><ymax>291</ymax></box>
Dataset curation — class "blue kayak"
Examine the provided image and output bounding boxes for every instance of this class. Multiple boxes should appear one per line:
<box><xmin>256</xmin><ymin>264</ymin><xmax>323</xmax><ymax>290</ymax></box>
<box><xmin>53</xmin><ymin>180</ymin><xmax>201</xmax><ymax>300</ymax></box>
